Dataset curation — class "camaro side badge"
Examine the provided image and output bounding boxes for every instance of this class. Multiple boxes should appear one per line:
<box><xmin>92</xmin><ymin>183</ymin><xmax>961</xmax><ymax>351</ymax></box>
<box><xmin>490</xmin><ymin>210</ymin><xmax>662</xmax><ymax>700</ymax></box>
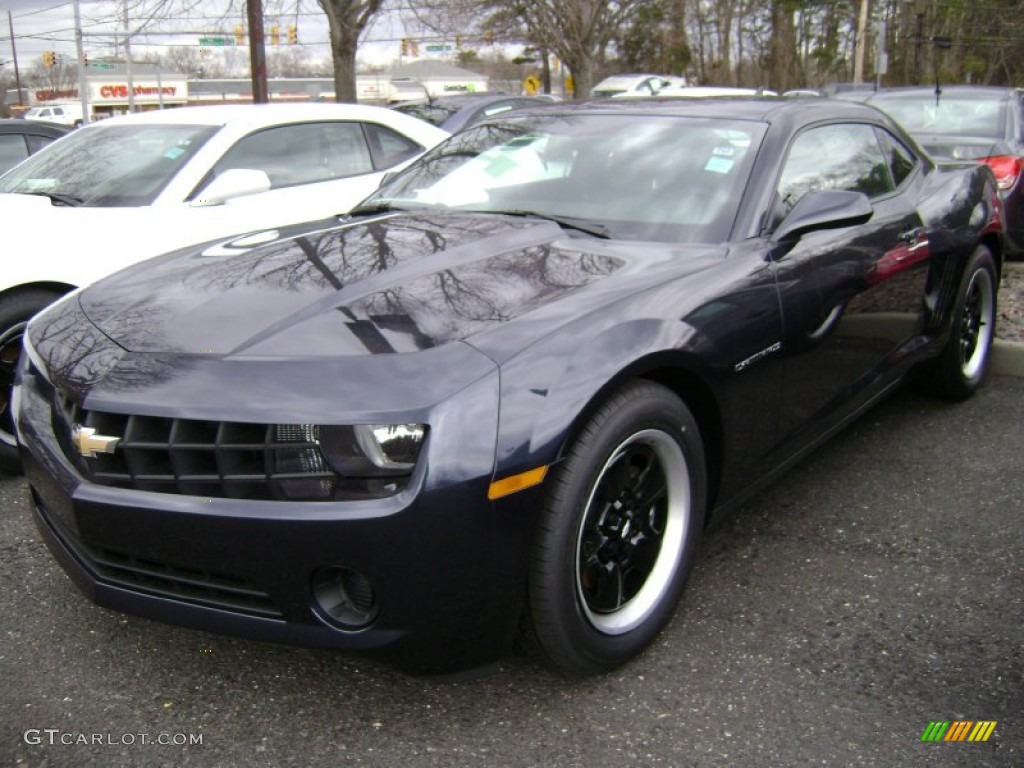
<box><xmin>72</xmin><ymin>425</ymin><xmax>121</xmax><ymax>458</ymax></box>
<box><xmin>734</xmin><ymin>342</ymin><xmax>782</xmax><ymax>373</ymax></box>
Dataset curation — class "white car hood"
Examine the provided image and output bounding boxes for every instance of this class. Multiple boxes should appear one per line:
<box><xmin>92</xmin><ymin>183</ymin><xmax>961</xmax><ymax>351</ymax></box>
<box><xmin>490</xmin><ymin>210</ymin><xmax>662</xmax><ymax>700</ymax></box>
<box><xmin>0</xmin><ymin>194</ymin><xmax>206</xmax><ymax>291</ymax></box>
<box><xmin>0</xmin><ymin>183</ymin><xmax>366</xmax><ymax>294</ymax></box>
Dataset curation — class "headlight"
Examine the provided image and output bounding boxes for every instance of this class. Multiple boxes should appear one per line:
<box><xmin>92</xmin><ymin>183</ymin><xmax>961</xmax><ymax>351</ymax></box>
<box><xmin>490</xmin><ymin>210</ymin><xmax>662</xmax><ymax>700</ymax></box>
<box><xmin>320</xmin><ymin>423</ymin><xmax>426</xmax><ymax>476</ymax></box>
<box><xmin>271</xmin><ymin>423</ymin><xmax>427</xmax><ymax>501</ymax></box>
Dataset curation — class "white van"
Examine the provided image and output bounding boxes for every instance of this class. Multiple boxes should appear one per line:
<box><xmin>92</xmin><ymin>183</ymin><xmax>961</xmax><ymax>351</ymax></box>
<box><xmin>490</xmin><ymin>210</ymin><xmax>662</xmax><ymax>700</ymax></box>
<box><xmin>23</xmin><ymin>103</ymin><xmax>86</xmax><ymax>127</ymax></box>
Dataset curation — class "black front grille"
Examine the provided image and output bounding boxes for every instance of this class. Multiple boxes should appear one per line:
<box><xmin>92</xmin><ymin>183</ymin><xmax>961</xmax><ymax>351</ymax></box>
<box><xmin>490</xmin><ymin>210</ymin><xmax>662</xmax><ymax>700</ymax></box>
<box><xmin>38</xmin><ymin>505</ymin><xmax>281</xmax><ymax>618</ymax></box>
<box><xmin>53</xmin><ymin>393</ymin><xmax>337</xmax><ymax>501</ymax></box>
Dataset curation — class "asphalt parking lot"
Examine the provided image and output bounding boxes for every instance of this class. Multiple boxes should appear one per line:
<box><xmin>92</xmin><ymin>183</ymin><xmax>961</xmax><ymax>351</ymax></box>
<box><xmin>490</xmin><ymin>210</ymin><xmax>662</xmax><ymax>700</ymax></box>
<box><xmin>1</xmin><ymin>377</ymin><xmax>1021</xmax><ymax>767</ymax></box>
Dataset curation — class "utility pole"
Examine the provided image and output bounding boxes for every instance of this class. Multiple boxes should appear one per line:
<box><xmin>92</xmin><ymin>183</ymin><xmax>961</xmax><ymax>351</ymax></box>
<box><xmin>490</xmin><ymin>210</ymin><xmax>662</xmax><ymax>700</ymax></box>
<box><xmin>123</xmin><ymin>0</ymin><xmax>135</xmax><ymax>112</ymax></box>
<box><xmin>73</xmin><ymin>0</ymin><xmax>90</xmax><ymax>123</ymax></box>
<box><xmin>912</xmin><ymin>0</ymin><xmax>926</xmax><ymax>85</ymax></box>
<box><xmin>853</xmin><ymin>0</ymin><xmax>870</xmax><ymax>84</ymax></box>
<box><xmin>7</xmin><ymin>11</ymin><xmax>23</xmax><ymax>106</ymax></box>
<box><xmin>246</xmin><ymin>0</ymin><xmax>269</xmax><ymax>103</ymax></box>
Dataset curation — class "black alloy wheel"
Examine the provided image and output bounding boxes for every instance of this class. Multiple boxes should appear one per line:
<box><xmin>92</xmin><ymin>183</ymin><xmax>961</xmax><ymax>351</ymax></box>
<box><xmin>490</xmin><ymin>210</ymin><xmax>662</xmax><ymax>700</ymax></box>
<box><xmin>522</xmin><ymin>380</ymin><xmax>707</xmax><ymax>676</ymax></box>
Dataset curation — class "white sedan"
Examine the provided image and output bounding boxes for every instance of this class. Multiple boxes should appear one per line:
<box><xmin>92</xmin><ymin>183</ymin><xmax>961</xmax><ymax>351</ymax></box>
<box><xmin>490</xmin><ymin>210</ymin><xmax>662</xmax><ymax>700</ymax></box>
<box><xmin>0</xmin><ymin>102</ymin><xmax>448</xmax><ymax>470</ymax></box>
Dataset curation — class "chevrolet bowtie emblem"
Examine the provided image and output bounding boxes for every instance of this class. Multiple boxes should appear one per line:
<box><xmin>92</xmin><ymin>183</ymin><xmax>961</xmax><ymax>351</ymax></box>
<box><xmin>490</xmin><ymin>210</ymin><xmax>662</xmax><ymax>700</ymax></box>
<box><xmin>71</xmin><ymin>425</ymin><xmax>121</xmax><ymax>458</ymax></box>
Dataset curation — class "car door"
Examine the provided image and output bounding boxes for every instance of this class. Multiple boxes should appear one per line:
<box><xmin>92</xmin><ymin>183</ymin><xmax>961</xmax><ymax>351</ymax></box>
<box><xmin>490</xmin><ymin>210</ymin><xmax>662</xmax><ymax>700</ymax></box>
<box><xmin>769</xmin><ymin>121</ymin><xmax>929</xmax><ymax>453</ymax></box>
<box><xmin>185</xmin><ymin>121</ymin><xmax>425</xmax><ymax>240</ymax></box>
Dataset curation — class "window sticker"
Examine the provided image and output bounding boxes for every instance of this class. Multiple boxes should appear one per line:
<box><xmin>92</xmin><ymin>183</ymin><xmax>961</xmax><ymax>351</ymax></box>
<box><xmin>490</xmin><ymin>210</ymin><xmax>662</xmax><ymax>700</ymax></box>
<box><xmin>164</xmin><ymin>147</ymin><xmax>186</xmax><ymax>160</ymax></box>
<box><xmin>712</xmin><ymin>145</ymin><xmax>735</xmax><ymax>157</ymax></box>
<box><xmin>704</xmin><ymin>156</ymin><xmax>734</xmax><ymax>174</ymax></box>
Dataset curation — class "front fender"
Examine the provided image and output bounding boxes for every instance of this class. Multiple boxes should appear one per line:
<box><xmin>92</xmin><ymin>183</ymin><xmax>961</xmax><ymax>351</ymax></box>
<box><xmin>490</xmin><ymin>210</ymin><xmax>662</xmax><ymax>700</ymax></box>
<box><xmin>490</xmin><ymin>316</ymin><xmax>718</xmax><ymax>480</ymax></box>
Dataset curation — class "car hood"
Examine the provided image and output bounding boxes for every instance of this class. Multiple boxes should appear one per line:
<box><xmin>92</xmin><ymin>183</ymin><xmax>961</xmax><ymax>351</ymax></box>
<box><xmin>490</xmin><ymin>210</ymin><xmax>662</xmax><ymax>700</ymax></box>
<box><xmin>0</xmin><ymin>193</ymin><xmax>194</xmax><ymax>289</ymax></box>
<box><xmin>76</xmin><ymin>211</ymin><xmax>723</xmax><ymax>360</ymax></box>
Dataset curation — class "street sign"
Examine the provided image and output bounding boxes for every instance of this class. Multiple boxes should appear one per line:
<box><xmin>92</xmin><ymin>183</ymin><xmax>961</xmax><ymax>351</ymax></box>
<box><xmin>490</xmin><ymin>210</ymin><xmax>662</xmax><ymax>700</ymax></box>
<box><xmin>523</xmin><ymin>74</ymin><xmax>541</xmax><ymax>95</ymax></box>
<box><xmin>199</xmin><ymin>37</ymin><xmax>229</xmax><ymax>46</ymax></box>
<box><xmin>424</xmin><ymin>44</ymin><xmax>453</xmax><ymax>53</ymax></box>
<box><xmin>87</xmin><ymin>62</ymin><xmax>115</xmax><ymax>70</ymax></box>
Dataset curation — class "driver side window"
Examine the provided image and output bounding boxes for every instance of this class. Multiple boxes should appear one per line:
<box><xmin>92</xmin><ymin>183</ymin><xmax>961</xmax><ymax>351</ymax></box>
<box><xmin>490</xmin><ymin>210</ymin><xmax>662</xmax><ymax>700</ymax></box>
<box><xmin>776</xmin><ymin>123</ymin><xmax>894</xmax><ymax>225</ymax></box>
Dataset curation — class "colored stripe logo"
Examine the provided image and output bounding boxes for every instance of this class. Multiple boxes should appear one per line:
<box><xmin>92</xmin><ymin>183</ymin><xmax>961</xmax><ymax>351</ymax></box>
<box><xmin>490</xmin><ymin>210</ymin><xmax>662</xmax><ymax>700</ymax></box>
<box><xmin>921</xmin><ymin>721</ymin><xmax>997</xmax><ymax>742</ymax></box>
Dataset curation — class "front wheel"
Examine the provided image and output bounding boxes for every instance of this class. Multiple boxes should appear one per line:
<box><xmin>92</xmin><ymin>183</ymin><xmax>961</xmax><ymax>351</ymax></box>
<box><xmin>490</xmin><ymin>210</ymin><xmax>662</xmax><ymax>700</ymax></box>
<box><xmin>922</xmin><ymin>245</ymin><xmax>997</xmax><ymax>401</ymax></box>
<box><xmin>0</xmin><ymin>290</ymin><xmax>64</xmax><ymax>473</ymax></box>
<box><xmin>521</xmin><ymin>381</ymin><xmax>707</xmax><ymax>676</ymax></box>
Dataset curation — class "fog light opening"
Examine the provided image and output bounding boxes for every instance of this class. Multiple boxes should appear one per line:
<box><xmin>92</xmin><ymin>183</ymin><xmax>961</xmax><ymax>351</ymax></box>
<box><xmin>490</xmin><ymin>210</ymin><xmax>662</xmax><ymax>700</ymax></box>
<box><xmin>312</xmin><ymin>566</ymin><xmax>379</xmax><ymax>630</ymax></box>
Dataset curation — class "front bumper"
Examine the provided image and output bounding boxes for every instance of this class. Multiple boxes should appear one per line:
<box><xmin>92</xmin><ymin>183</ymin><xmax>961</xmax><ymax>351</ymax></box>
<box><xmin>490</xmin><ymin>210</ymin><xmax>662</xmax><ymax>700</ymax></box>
<box><xmin>16</xmin><ymin>337</ymin><xmax>540</xmax><ymax>674</ymax></box>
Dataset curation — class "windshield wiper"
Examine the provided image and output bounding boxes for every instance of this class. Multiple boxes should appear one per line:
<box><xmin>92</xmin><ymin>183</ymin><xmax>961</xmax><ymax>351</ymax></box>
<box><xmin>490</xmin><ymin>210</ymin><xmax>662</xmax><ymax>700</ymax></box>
<box><xmin>346</xmin><ymin>201</ymin><xmax>408</xmax><ymax>217</ymax></box>
<box><xmin>487</xmin><ymin>210</ymin><xmax>612</xmax><ymax>239</ymax></box>
<box><xmin>24</xmin><ymin>191</ymin><xmax>83</xmax><ymax>207</ymax></box>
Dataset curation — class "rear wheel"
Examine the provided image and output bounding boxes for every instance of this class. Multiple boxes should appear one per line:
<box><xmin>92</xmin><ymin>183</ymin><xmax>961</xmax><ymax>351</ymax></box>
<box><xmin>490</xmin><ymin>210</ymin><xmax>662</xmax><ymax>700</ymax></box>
<box><xmin>522</xmin><ymin>381</ymin><xmax>707</xmax><ymax>676</ymax></box>
<box><xmin>0</xmin><ymin>290</ymin><xmax>64</xmax><ymax>473</ymax></box>
<box><xmin>923</xmin><ymin>245</ymin><xmax>997</xmax><ymax>400</ymax></box>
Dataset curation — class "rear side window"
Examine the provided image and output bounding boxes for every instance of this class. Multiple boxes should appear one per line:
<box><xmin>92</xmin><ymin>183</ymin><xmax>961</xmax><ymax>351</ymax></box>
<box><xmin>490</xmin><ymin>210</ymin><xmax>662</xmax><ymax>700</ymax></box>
<box><xmin>0</xmin><ymin>134</ymin><xmax>29</xmax><ymax>171</ymax></box>
<box><xmin>364</xmin><ymin>123</ymin><xmax>422</xmax><ymax>169</ymax></box>
<box><xmin>875</xmin><ymin>128</ymin><xmax>918</xmax><ymax>188</ymax></box>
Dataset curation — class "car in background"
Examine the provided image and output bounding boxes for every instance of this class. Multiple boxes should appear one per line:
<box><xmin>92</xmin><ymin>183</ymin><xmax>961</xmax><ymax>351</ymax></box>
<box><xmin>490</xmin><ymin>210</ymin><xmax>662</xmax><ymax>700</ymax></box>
<box><xmin>0</xmin><ymin>103</ymin><xmax>448</xmax><ymax>471</ymax></box>
<box><xmin>15</xmin><ymin>98</ymin><xmax>1002</xmax><ymax>676</ymax></box>
<box><xmin>391</xmin><ymin>93</ymin><xmax>551</xmax><ymax>134</ymax></box>
<box><xmin>613</xmin><ymin>85</ymin><xmax>778</xmax><ymax>99</ymax></box>
<box><xmin>22</xmin><ymin>103</ymin><xmax>87</xmax><ymax>127</ymax></box>
<box><xmin>864</xmin><ymin>86</ymin><xmax>1024</xmax><ymax>255</ymax></box>
<box><xmin>0</xmin><ymin>119</ymin><xmax>70</xmax><ymax>174</ymax></box>
<box><xmin>591</xmin><ymin>74</ymin><xmax>679</xmax><ymax>98</ymax></box>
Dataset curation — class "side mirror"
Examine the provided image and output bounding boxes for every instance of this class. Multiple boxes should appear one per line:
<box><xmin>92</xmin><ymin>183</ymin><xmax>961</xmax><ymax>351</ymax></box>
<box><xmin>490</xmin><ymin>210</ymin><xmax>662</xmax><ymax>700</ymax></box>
<box><xmin>190</xmin><ymin>169</ymin><xmax>272</xmax><ymax>207</ymax></box>
<box><xmin>772</xmin><ymin>189</ymin><xmax>873</xmax><ymax>243</ymax></box>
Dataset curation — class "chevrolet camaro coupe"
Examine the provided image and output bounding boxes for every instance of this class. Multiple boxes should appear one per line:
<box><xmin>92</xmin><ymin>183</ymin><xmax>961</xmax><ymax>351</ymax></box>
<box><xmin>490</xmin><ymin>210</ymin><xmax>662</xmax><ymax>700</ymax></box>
<box><xmin>15</xmin><ymin>99</ymin><xmax>1002</xmax><ymax>676</ymax></box>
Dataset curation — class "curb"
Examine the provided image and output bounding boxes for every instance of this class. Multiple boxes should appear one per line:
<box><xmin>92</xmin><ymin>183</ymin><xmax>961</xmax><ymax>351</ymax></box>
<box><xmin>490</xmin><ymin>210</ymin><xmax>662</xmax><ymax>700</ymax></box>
<box><xmin>992</xmin><ymin>339</ymin><xmax>1024</xmax><ymax>378</ymax></box>
<box><xmin>995</xmin><ymin>262</ymin><xmax>1024</xmax><ymax>377</ymax></box>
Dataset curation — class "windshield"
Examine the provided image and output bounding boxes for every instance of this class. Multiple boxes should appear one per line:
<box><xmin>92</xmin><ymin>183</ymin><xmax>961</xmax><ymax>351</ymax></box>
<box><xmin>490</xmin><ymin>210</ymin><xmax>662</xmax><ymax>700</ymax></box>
<box><xmin>0</xmin><ymin>122</ymin><xmax>218</xmax><ymax>206</ymax></box>
<box><xmin>362</xmin><ymin>113</ymin><xmax>764</xmax><ymax>243</ymax></box>
<box><xmin>869</xmin><ymin>91</ymin><xmax>1008</xmax><ymax>139</ymax></box>
<box><xmin>392</xmin><ymin>102</ymin><xmax>461</xmax><ymax>127</ymax></box>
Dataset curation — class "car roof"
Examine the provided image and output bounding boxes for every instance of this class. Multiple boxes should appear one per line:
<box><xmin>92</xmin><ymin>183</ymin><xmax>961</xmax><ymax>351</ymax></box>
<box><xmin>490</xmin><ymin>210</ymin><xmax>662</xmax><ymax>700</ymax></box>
<box><xmin>0</xmin><ymin>118</ymin><xmax>70</xmax><ymax>136</ymax></box>
<box><xmin>514</xmin><ymin>96</ymin><xmax>889</xmax><ymax>126</ymax></box>
<box><xmin>396</xmin><ymin>93</ymin><xmax>515</xmax><ymax>108</ymax></box>
<box><xmin>84</xmin><ymin>103</ymin><xmax>425</xmax><ymax>129</ymax></box>
<box><xmin>867</xmin><ymin>85</ymin><xmax>1022</xmax><ymax>100</ymax></box>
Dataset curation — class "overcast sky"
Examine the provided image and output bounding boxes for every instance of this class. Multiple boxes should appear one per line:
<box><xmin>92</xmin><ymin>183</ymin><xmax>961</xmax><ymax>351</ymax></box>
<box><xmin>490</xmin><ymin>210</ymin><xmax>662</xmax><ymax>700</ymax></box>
<box><xmin>1</xmin><ymin>0</ymin><xmax>417</xmax><ymax>71</ymax></box>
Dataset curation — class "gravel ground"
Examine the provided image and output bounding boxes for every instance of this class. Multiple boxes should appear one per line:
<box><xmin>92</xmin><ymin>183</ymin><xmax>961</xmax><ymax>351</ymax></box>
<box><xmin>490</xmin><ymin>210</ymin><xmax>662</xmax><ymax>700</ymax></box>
<box><xmin>998</xmin><ymin>263</ymin><xmax>1024</xmax><ymax>343</ymax></box>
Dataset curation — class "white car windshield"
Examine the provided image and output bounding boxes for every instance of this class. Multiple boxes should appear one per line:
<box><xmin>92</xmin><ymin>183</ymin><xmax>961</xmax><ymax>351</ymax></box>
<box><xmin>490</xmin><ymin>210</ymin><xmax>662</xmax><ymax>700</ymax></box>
<box><xmin>362</xmin><ymin>113</ymin><xmax>765</xmax><ymax>243</ymax></box>
<box><xmin>0</xmin><ymin>123</ymin><xmax>217</xmax><ymax>206</ymax></box>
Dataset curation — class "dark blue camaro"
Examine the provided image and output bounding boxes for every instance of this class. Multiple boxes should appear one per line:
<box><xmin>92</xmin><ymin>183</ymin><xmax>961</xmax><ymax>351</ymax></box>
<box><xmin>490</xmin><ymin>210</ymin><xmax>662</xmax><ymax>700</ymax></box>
<box><xmin>15</xmin><ymin>99</ymin><xmax>1003</xmax><ymax>675</ymax></box>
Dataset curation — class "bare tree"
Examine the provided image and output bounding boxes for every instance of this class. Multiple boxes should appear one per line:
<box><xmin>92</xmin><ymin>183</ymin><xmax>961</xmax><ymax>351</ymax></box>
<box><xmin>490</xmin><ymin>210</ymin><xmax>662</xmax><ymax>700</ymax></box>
<box><xmin>317</xmin><ymin>0</ymin><xmax>386</xmax><ymax>102</ymax></box>
<box><xmin>407</xmin><ymin>0</ymin><xmax>658</xmax><ymax>99</ymax></box>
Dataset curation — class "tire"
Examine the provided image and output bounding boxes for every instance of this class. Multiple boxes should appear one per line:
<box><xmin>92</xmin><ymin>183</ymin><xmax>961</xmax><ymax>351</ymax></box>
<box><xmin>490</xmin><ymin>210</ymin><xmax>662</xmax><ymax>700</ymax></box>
<box><xmin>923</xmin><ymin>245</ymin><xmax>997</xmax><ymax>401</ymax></box>
<box><xmin>522</xmin><ymin>380</ymin><xmax>707</xmax><ymax>676</ymax></box>
<box><xmin>0</xmin><ymin>289</ymin><xmax>64</xmax><ymax>473</ymax></box>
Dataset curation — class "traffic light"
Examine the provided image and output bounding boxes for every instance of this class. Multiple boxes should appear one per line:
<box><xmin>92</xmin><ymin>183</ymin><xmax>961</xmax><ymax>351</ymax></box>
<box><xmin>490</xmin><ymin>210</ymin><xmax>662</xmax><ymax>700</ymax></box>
<box><xmin>270</xmin><ymin>24</ymin><xmax>280</xmax><ymax>46</ymax></box>
<box><xmin>483</xmin><ymin>29</ymin><xmax>494</xmax><ymax>45</ymax></box>
<box><xmin>234</xmin><ymin>24</ymin><xmax>245</xmax><ymax>46</ymax></box>
<box><xmin>287</xmin><ymin>25</ymin><xmax>297</xmax><ymax>45</ymax></box>
<box><xmin>401</xmin><ymin>38</ymin><xmax>409</xmax><ymax>56</ymax></box>
<box><xmin>42</xmin><ymin>50</ymin><xmax>56</xmax><ymax>67</ymax></box>
<box><xmin>82</xmin><ymin>53</ymin><xmax>89</xmax><ymax>67</ymax></box>
<box><xmin>411</xmin><ymin>39</ymin><xmax>419</xmax><ymax>57</ymax></box>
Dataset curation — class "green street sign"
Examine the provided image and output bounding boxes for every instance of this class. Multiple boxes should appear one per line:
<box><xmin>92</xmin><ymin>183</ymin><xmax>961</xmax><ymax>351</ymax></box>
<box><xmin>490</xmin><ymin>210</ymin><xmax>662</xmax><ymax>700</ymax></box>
<box><xmin>425</xmin><ymin>44</ymin><xmax>453</xmax><ymax>53</ymax></box>
<box><xmin>199</xmin><ymin>37</ymin><xmax>229</xmax><ymax>46</ymax></box>
<box><xmin>87</xmin><ymin>62</ymin><xmax>115</xmax><ymax>70</ymax></box>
